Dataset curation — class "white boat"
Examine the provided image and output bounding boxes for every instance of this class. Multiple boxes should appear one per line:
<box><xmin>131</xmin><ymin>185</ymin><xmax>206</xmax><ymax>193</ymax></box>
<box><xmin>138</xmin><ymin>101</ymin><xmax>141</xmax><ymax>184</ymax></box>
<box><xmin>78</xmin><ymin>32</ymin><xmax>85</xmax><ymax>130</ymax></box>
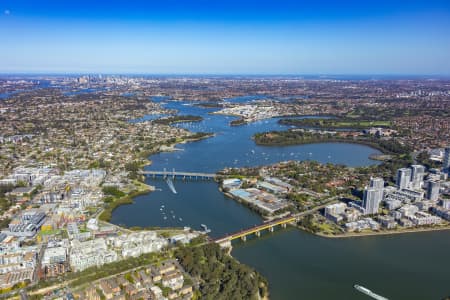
<box><xmin>354</xmin><ymin>284</ymin><xmax>389</xmax><ymax>300</ymax></box>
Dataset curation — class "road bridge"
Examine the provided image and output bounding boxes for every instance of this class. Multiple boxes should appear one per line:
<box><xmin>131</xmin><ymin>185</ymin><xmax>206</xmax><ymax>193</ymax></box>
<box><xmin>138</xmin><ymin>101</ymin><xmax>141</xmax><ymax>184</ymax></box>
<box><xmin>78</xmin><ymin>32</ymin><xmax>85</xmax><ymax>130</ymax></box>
<box><xmin>214</xmin><ymin>200</ymin><xmax>337</xmax><ymax>247</ymax></box>
<box><xmin>141</xmin><ymin>168</ymin><xmax>216</xmax><ymax>180</ymax></box>
<box><xmin>214</xmin><ymin>215</ymin><xmax>298</xmax><ymax>247</ymax></box>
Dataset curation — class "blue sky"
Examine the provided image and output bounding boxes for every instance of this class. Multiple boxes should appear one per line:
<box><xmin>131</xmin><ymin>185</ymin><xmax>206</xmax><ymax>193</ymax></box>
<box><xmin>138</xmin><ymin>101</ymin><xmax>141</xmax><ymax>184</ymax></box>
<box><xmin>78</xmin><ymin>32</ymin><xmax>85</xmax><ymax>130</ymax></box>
<box><xmin>1</xmin><ymin>0</ymin><xmax>450</xmax><ymax>74</ymax></box>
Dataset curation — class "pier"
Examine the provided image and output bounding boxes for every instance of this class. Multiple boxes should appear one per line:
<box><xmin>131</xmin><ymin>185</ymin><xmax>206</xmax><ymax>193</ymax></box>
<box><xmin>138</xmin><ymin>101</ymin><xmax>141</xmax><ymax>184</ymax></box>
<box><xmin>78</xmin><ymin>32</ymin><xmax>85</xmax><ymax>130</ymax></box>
<box><xmin>141</xmin><ymin>168</ymin><xmax>215</xmax><ymax>180</ymax></box>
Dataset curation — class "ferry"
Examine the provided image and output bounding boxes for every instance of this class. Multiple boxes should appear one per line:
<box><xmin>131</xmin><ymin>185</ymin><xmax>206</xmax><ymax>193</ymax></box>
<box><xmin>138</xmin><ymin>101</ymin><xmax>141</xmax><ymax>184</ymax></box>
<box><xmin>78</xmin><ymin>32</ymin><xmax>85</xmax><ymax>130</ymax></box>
<box><xmin>354</xmin><ymin>284</ymin><xmax>389</xmax><ymax>300</ymax></box>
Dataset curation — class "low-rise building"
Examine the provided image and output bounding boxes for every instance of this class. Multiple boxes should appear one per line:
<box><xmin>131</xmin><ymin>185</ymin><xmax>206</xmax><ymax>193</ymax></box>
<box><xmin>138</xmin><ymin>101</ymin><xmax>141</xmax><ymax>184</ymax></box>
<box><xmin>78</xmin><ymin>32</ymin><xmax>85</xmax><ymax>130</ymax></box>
<box><xmin>384</xmin><ymin>187</ymin><xmax>424</xmax><ymax>204</ymax></box>
<box><xmin>433</xmin><ymin>207</ymin><xmax>450</xmax><ymax>221</ymax></box>
<box><xmin>378</xmin><ymin>216</ymin><xmax>397</xmax><ymax>229</ymax></box>
<box><xmin>398</xmin><ymin>204</ymin><xmax>419</xmax><ymax>218</ymax></box>
<box><xmin>408</xmin><ymin>212</ymin><xmax>442</xmax><ymax>226</ymax></box>
<box><xmin>162</xmin><ymin>270</ymin><xmax>184</xmax><ymax>290</ymax></box>
<box><xmin>5</xmin><ymin>209</ymin><xmax>46</xmax><ymax>237</ymax></box>
<box><xmin>107</xmin><ymin>231</ymin><xmax>168</xmax><ymax>258</ymax></box>
<box><xmin>399</xmin><ymin>218</ymin><xmax>414</xmax><ymax>227</ymax></box>
<box><xmin>41</xmin><ymin>246</ymin><xmax>68</xmax><ymax>278</ymax></box>
<box><xmin>70</xmin><ymin>238</ymin><xmax>118</xmax><ymax>272</ymax></box>
<box><xmin>345</xmin><ymin>218</ymin><xmax>380</xmax><ymax>232</ymax></box>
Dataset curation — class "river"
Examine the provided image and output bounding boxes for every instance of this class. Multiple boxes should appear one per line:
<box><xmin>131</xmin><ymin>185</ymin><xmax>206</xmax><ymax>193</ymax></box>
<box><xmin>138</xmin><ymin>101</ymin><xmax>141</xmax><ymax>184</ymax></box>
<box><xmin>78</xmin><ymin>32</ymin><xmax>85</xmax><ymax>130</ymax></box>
<box><xmin>111</xmin><ymin>97</ymin><xmax>450</xmax><ymax>300</ymax></box>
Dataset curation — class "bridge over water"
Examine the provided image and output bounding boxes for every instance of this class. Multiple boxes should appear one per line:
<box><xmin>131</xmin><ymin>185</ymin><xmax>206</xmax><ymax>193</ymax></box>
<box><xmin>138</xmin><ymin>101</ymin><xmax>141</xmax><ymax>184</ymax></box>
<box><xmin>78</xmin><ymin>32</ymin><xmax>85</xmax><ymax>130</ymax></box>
<box><xmin>141</xmin><ymin>168</ymin><xmax>216</xmax><ymax>180</ymax></box>
<box><xmin>214</xmin><ymin>215</ymin><xmax>298</xmax><ymax>247</ymax></box>
<box><xmin>214</xmin><ymin>200</ymin><xmax>336</xmax><ymax>247</ymax></box>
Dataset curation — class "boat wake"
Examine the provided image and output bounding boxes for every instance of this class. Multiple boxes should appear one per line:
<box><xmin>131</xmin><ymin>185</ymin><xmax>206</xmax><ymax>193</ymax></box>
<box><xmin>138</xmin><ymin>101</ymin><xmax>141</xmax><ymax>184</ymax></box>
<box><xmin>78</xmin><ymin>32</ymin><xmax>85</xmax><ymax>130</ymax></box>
<box><xmin>166</xmin><ymin>178</ymin><xmax>177</xmax><ymax>194</ymax></box>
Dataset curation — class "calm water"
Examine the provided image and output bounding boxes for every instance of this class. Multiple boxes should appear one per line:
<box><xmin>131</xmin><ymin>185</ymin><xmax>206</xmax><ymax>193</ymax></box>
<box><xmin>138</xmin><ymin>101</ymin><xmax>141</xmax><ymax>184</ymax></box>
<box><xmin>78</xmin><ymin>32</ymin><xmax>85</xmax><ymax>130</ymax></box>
<box><xmin>112</xmin><ymin>179</ymin><xmax>262</xmax><ymax>237</ymax></box>
<box><xmin>112</xmin><ymin>98</ymin><xmax>449</xmax><ymax>300</ymax></box>
<box><xmin>233</xmin><ymin>228</ymin><xmax>450</xmax><ymax>300</ymax></box>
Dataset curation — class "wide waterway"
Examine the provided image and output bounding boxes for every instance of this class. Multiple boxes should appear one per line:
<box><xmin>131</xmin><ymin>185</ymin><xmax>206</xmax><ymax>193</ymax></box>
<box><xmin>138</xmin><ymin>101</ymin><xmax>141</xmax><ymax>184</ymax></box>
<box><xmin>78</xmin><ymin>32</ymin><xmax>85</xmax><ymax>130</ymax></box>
<box><xmin>112</xmin><ymin>97</ymin><xmax>450</xmax><ymax>300</ymax></box>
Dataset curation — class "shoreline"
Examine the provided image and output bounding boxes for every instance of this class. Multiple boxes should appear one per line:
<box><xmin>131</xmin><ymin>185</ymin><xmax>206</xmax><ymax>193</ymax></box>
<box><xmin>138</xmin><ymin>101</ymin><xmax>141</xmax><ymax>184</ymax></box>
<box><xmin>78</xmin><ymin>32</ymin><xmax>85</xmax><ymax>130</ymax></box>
<box><xmin>117</xmin><ymin>121</ymin><xmax>448</xmax><ymax>242</ymax></box>
<box><xmin>221</xmin><ymin>189</ymin><xmax>270</xmax><ymax>218</ymax></box>
<box><xmin>254</xmin><ymin>137</ymin><xmax>390</xmax><ymax>155</ymax></box>
<box><xmin>218</xmin><ymin>184</ymin><xmax>450</xmax><ymax>241</ymax></box>
<box><xmin>105</xmin><ymin>132</ymin><xmax>215</xmax><ymax>222</ymax></box>
<box><xmin>312</xmin><ymin>225</ymin><xmax>450</xmax><ymax>239</ymax></box>
<box><xmin>218</xmin><ymin>189</ymin><xmax>450</xmax><ymax>241</ymax></box>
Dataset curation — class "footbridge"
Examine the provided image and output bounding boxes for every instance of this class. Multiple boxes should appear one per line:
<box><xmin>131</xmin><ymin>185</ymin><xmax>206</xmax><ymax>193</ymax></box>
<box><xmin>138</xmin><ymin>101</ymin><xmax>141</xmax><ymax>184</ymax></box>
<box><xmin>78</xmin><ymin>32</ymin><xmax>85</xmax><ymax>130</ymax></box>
<box><xmin>141</xmin><ymin>168</ymin><xmax>216</xmax><ymax>180</ymax></box>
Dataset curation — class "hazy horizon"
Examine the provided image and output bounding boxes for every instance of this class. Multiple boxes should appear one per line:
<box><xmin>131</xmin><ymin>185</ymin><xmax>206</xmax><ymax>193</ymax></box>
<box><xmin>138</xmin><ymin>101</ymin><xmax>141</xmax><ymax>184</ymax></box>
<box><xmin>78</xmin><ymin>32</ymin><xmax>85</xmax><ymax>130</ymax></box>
<box><xmin>1</xmin><ymin>73</ymin><xmax>449</xmax><ymax>79</ymax></box>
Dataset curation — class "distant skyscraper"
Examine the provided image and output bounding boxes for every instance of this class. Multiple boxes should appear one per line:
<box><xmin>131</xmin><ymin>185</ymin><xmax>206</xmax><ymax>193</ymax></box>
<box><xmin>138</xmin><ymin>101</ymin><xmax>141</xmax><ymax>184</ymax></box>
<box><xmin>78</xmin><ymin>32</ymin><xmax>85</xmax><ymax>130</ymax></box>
<box><xmin>362</xmin><ymin>177</ymin><xmax>384</xmax><ymax>215</ymax></box>
<box><xmin>410</xmin><ymin>165</ymin><xmax>425</xmax><ymax>189</ymax></box>
<box><xmin>396</xmin><ymin>168</ymin><xmax>411</xmax><ymax>190</ymax></box>
<box><xmin>443</xmin><ymin>147</ymin><xmax>450</xmax><ymax>170</ymax></box>
<box><xmin>427</xmin><ymin>181</ymin><xmax>440</xmax><ymax>201</ymax></box>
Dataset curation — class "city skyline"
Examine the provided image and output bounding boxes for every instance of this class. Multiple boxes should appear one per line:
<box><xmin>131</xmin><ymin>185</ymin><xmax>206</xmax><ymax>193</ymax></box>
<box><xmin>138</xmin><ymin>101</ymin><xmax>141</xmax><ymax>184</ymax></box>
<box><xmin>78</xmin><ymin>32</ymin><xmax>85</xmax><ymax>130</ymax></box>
<box><xmin>1</xmin><ymin>0</ymin><xmax>450</xmax><ymax>74</ymax></box>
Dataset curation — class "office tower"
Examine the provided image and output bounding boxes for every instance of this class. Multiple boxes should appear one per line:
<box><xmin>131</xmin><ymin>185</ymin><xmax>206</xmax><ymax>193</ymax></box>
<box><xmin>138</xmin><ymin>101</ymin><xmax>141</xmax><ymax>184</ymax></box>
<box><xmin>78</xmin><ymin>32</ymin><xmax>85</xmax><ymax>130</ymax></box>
<box><xmin>362</xmin><ymin>177</ymin><xmax>384</xmax><ymax>215</ymax></box>
<box><xmin>427</xmin><ymin>181</ymin><xmax>440</xmax><ymax>201</ymax></box>
<box><xmin>444</xmin><ymin>147</ymin><xmax>450</xmax><ymax>170</ymax></box>
<box><xmin>410</xmin><ymin>165</ymin><xmax>425</xmax><ymax>189</ymax></box>
<box><xmin>396</xmin><ymin>168</ymin><xmax>411</xmax><ymax>190</ymax></box>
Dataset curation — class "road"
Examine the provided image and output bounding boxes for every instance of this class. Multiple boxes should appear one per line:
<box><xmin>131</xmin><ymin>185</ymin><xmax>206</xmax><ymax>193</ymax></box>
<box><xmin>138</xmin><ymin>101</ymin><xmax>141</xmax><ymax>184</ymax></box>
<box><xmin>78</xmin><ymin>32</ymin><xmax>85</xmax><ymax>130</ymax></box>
<box><xmin>293</xmin><ymin>198</ymin><xmax>338</xmax><ymax>218</ymax></box>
